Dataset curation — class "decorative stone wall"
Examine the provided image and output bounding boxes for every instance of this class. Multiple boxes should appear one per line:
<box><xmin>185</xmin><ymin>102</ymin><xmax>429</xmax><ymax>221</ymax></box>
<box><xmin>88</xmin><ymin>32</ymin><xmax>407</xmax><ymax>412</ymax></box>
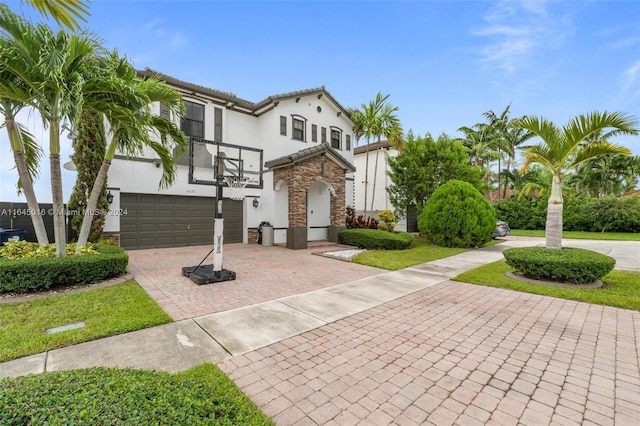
<box><xmin>273</xmin><ymin>154</ymin><xmax>346</xmax><ymax>229</ymax></box>
<box><xmin>247</xmin><ymin>228</ymin><xmax>259</xmax><ymax>244</ymax></box>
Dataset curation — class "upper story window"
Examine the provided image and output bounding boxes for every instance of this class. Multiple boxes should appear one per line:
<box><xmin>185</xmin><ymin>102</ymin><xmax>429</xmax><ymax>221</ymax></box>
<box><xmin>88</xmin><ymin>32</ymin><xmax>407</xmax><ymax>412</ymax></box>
<box><xmin>280</xmin><ymin>116</ymin><xmax>287</xmax><ymax>136</ymax></box>
<box><xmin>292</xmin><ymin>115</ymin><xmax>306</xmax><ymax>141</ymax></box>
<box><xmin>181</xmin><ymin>101</ymin><xmax>205</xmax><ymax>139</ymax></box>
<box><xmin>330</xmin><ymin>127</ymin><xmax>342</xmax><ymax>150</ymax></box>
<box><xmin>311</xmin><ymin>124</ymin><xmax>318</xmax><ymax>142</ymax></box>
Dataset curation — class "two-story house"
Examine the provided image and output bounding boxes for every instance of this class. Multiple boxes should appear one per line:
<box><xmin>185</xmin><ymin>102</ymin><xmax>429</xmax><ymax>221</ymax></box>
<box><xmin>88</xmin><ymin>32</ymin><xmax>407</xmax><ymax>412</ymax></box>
<box><xmin>103</xmin><ymin>69</ymin><xmax>355</xmax><ymax>250</ymax></box>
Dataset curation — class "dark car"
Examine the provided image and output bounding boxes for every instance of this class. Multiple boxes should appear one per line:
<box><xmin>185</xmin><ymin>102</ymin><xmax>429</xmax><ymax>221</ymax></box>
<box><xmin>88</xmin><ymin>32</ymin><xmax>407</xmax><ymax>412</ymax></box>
<box><xmin>492</xmin><ymin>220</ymin><xmax>510</xmax><ymax>239</ymax></box>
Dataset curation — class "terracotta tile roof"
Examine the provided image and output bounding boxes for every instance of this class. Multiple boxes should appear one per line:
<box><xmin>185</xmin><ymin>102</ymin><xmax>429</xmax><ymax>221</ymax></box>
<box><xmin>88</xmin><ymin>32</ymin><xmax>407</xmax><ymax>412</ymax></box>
<box><xmin>265</xmin><ymin>142</ymin><xmax>356</xmax><ymax>172</ymax></box>
<box><xmin>137</xmin><ymin>68</ymin><xmax>351</xmax><ymax>118</ymax></box>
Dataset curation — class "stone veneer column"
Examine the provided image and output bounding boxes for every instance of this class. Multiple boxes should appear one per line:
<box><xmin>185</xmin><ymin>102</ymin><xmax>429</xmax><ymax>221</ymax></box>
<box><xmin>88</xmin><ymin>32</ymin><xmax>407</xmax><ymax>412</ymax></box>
<box><xmin>273</xmin><ymin>154</ymin><xmax>348</xmax><ymax>248</ymax></box>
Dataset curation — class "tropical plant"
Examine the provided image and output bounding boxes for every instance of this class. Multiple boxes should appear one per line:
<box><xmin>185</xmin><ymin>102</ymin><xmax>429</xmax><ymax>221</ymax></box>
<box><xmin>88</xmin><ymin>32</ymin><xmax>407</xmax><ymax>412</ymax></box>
<box><xmin>22</xmin><ymin>0</ymin><xmax>90</xmax><ymax>30</ymax></box>
<box><xmin>0</xmin><ymin>17</ymin><xmax>49</xmax><ymax>244</ymax></box>
<box><xmin>482</xmin><ymin>104</ymin><xmax>532</xmax><ymax>198</ymax></box>
<box><xmin>517</xmin><ymin>111</ymin><xmax>639</xmax><ymax>249</ymax></box>
<box><xmin>0</xmin><ymin>6</ymin><xmax>105</xmax><ymax>256</ymax></box>
<box><xmin>567</xmin><ymin>154</ymin><xmax>640</xmax><ymax>197</ymax></box>
<box><xmin>456</xmin><ymin>124</ymin><xmax>497</xmax><ymax>170</ymax></box>
<box><xmin>386</xmin><ymin>132</ymin><xmax>484</xmax><ymax>217</ymax></box>
<box><xmin>350</xmin><ymin>92</ymin><xmax>403</xmax><ymax>216</ymax></box>
<box><xmin>73</xmin><ymin>60</ymin><xmax>187</xmax><ymax>252</ymax></box>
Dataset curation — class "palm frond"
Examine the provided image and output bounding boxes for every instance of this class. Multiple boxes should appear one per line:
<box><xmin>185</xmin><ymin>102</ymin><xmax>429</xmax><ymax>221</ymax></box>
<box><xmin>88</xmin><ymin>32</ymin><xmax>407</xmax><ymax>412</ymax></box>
<box><xmin>23</xmin><ymin>0</ymin><xmax>90</xmax><ymax>31</ymax></box>
<box><xmin>567</xmin><ymin>142</ymin><xmax>632</xmax><ymax>171</ymax></box>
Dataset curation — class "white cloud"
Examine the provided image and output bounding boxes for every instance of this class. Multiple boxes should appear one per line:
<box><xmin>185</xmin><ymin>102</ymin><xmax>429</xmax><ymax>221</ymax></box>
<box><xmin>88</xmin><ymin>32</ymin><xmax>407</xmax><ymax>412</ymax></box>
<box><xmin>622</xmin><ymin>59</ymin><xmax>640</xmax><ymax>100</ymax></box>
<box><xmin>472</xmin><ymin>0</ymin><xmax>572</xmax><ymax>74</ymax></box>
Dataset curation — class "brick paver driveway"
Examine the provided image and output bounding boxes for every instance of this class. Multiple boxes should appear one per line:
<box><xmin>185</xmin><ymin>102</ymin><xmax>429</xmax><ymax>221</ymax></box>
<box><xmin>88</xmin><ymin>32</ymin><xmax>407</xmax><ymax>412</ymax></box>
<box><xmin>220</xmin><ymin>281</ymin><xmax>640</xmax><ymax>426</ymax></box>
<box><xmin>127</xmin><ymin>244</ymin><xmax>385</xmax><ymax>320</ymax></box>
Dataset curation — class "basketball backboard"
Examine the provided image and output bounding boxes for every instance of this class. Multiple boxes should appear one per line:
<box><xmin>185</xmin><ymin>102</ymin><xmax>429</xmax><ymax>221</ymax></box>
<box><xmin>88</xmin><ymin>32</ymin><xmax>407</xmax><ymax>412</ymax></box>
<box><xmin>189</xmin><ymin>138</ymin><xmax>263</xmax><ymax>188</ymax></box>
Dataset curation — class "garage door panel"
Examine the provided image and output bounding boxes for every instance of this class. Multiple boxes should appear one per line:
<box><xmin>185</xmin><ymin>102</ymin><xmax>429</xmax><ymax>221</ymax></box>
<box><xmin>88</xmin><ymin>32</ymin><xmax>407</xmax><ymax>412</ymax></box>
<box><xmin>120</xmin><ymin>194</ymin><xmax>242</xmax><ymax>250</ymax></box>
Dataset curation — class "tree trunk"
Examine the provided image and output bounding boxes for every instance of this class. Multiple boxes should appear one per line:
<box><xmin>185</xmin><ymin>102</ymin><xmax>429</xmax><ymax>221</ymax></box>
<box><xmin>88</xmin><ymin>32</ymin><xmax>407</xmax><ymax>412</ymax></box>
<box><xmin>363</xmin><ymin>139</ymin><xmax>370</xmax><ymax>218</ymax></box>
<box><xmin>6</xmin><ymin>118</ymin><xmax>49</xmax><ymax>244</ymax></box>
<box><xmin>50</xmin><ymin>153</ymin><xmax>66</xmax><ymax>256</ymax></box>
<box><xmin>545</xmin><ymin>173</ymin><xmax>563</xmax><ymax>249</ymax></box>
<box><xmin>75</xmin><ymin>159</ymin><xmax>111</xmax><ymax>252</ymax></box>
<box><xmin>370</xmin><ymin>138</ymin><xmax>381</xmax><ymax>213</ymax></box>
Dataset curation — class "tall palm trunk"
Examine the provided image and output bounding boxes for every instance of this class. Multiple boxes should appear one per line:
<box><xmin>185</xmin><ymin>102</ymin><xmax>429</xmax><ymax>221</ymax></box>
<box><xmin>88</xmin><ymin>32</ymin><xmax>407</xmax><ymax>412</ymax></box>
<box><xmin>6</xmin><ymin>117</ymin><xmax>49</xmax><ymax>244</ymax></box>
<box><xmin>363</xmin><ymin>139</ymin><xmax>370</xmax><ymax>218</ymax></box>
<box><xmin>545</xmin><ymin>173</ymin><xmax>563</xmax><ymax>249</ymax></box>
<box><xmin>370</xmin><ymin>137</ymin><xmax>381</xmax><ymax>213</ymax></box>
<box><xmin>49</xmin><ymin>120</ymin><xmax>66</xmax><ymax>256</ymax></box>
<box><xmin>75</xmin><ymin>158</ymin><xmax>111</xmax><ymax>251</ymax></box>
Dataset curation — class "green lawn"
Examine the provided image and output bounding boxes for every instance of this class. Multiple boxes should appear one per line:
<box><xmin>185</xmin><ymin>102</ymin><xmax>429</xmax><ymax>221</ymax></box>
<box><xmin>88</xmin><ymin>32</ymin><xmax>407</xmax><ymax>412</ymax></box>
<box><xmin>511</xmin><ymin>229</ymin><xmax>640</xmax><ymax>241</ymax></box>
<box><xmin>352</xmin><ymin>235</ymin><xmax>472</xmax><ymax>270</ymax></box>
<box><xmin>453</xmin><ymin>261</ymin><xmax>640</xmax><ymax>311</ymax></box>
<box><xmin>0</xmin><ymin>281</ymin><xmax>172</xmax><ymax>362</ymax></box>
<box><xmin>0</xmin><ymin>363</ymin><xmax>274</xmax><ymax>425</ymax></box>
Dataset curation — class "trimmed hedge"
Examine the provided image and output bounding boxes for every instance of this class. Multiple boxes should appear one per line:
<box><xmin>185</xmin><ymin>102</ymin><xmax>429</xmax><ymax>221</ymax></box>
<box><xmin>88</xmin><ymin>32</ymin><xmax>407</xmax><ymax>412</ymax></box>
<box><xmin>0</xmin><ymin>363</ymin><xmax>274</xmax><ymax>425</ymax></box>
<box><xmin>339</xmin><ymin>229</ymin><xmax>414</xmax><ymax>250</ymax></box>
<box><xmin>503</xmin><ymin>247</ymin><xmax>615</xmax><ymax>284</ymax></box>
<box><xmin>419</xmin><ymin>179</ymin><xmax>496</xmax><ymax>248</ymax></box>
<box><xmin>0</xmin><ymin>244</ymin><xmax>128</xmax><ymax>293</ymax></box>
<box><xmin>494</xmin><ymin>195</ymin><xmax>640</xmax><ymax>233</ymax></box>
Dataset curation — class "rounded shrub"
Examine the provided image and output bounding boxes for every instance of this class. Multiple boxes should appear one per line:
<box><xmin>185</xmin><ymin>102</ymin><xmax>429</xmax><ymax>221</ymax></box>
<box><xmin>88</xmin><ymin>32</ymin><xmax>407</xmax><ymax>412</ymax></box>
<box><xmin>0</xmin><ymin>243</ymin><xmax>128</xmax><ymax>293</ymax></box>
<box><xmin>339</xmin><ymin>229</ymin><xmax>414</xmax><ymax>250</ymax></box>
<box><xmin>418</xmin><ymin>179</ymin><xmax>496</xmax><ymax>247</ymax></box>
<box><xmin>503</xmin><ymin>247</ymin><xmax>615</xmax><ymax>284</ymax></box>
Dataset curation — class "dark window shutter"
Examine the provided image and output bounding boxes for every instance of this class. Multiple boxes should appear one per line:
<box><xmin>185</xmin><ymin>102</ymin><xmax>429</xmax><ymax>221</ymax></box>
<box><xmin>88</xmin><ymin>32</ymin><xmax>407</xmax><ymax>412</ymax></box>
<box><xmin>280</xmin><ymin>116</ymin><xmax>287</xmax><ymax>136</ymax></box>
<box><xmin>312</xmin><ymin>124</ymin><xmax>317</xmax><ymax>142</ymax></box>
<box><xmin>346</xmin><ymin>135</ymin><xmax>351</xmax><ymax>151</ymax></box>
<box><xmin>321</xmin><ymin>127</ymin><xmax>327</xmax><ymax>143</ymax></box>
<box><xmin>214</xmin><ymin>107</ymin><xmax>223</xmax><ymax>142</ymax></box>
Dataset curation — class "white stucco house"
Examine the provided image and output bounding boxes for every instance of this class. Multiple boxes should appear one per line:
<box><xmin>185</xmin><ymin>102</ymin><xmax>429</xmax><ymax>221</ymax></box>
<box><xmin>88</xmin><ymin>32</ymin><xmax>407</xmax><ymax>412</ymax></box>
<box><xmin>353</xmin><ymin>140</ymin><xmax>412</xmax><ymax>232</ymax></box>
<box><xmin>104</xmin><ymin>69</ymin><xmax>356</xmax><ymax>250</ymax></box>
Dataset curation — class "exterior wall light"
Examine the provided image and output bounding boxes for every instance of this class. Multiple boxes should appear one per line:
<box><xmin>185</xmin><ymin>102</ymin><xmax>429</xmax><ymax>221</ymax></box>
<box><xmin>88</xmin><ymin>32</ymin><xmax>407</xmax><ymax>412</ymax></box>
<box><xmin>252</xmin><ymin>198</ymin><xmax>259</xmax><ymax>208</ymax></box>
<box><xmin>106</xmin><ymin>191</ymin><xmax>114</xmax><ymax>204</ymax></box>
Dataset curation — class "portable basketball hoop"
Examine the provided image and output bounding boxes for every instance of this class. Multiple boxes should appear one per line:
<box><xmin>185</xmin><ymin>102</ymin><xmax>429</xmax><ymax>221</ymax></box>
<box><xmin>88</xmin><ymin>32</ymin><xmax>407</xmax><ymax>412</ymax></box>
<box><xmin>224</xmin><ymin>176</ymin><xmax>250</xmax><ymax>201</ymax></box>
<box><xmin>182</xmin><ymin>151</ymin><xmax>238</xmax><ymax>284</ymax></box>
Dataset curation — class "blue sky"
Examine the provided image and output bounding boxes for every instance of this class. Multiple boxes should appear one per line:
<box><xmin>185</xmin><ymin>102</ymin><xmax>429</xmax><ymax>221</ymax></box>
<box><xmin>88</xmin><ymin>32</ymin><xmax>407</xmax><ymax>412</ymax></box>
<box><xmin>1</xmin><ymin>0</ymin><xmax>639</xmax><ymax>202</ymax></box>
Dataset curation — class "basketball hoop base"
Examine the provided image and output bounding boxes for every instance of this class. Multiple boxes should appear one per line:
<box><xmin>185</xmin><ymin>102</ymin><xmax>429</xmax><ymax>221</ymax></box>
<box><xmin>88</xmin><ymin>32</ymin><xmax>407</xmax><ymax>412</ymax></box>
<box><xmin>182</xmin><ymin>264</ymin><xmax>236</xmax><ymax>285</ymax></box>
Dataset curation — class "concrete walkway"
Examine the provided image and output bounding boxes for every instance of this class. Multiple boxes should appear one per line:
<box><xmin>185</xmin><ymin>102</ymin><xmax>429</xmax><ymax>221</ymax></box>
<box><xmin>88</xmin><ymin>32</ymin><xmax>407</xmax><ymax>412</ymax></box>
<box><xmin>1</xmin><ymin>237</ymin><xmax>639</xmax><ymax>425</ymax></box>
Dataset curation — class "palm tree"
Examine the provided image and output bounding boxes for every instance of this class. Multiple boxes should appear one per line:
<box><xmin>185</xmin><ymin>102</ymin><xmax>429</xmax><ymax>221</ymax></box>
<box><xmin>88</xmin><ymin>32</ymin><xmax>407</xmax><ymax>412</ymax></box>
<box><xmin>0</xmin><ymin>6</ymin><xmax>104</xmax><ymax>256</ymax></box>
<box><xmin>22</xmin><ymin>0</ymin><xmax>90</xmax><ymax>30</ymax></box>
<box><xmin>568</xmin><ymin>154</ymin><xmax>640</xmax><ymax>197</ymax></box>
<box><xmin>74</xmin><ymin>59</ymin><xmax>187</xmax><ymax>251</ymax></box>
<box><xmin>350</xmin><ymin>92</ymin><xmax>403</xmax><ymax>216</ymax></box>
<box><xmin>0</xmin><ymin>7</ymin><xmax>50</xmax><ymax>243</ymax></box>
<box><xmin>482</xmin><ymin>104</ymin><xmax>532</xmax><ymax>198</ymax></box>
<box><xmin>517</xmin><ymin>112</ymin><xmax>639</xmax><ymax>249</ymax></box>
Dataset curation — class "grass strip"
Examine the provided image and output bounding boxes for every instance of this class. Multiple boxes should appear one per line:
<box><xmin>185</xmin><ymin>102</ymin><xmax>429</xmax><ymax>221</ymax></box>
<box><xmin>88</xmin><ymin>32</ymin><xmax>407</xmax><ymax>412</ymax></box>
<box><xmin>0</xmin><ymin>281</ymin><xmax>172</xmax><ymax>362</ymax></box>
<box><xmin>510</xmin><ymin>230</ymin><xmax>640</xmax><ymax>241</ymax></box>
<box><xmin>353</xmin><ymin>235</ymin><xmax>469</xmax><ymax>270</ymax></box>
<box><xmin>0</xmin><ymin>363</ymin><xmax>274</xmax><ymax>425</ymax></box>
<box><xmin>452</xmin><ymin>260</ymin><xmax>640</xmax><ymax>311</ymax></box>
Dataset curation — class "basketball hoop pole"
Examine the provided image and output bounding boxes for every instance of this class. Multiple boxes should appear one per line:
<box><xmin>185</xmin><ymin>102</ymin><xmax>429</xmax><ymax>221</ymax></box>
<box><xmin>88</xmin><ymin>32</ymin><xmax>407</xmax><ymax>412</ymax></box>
<box><xmin>181</xmin><ymin>150</ymin><xmax>237</xmax><ymax>284</ymax></box>
<box><xmin>213</xmin><ymin>152</ymin><xmax>226</xmax><ymax>277</ymax></box>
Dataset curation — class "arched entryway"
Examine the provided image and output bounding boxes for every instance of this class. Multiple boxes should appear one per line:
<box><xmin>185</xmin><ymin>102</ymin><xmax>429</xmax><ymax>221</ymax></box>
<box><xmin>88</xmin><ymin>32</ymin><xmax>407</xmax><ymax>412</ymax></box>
<box><xmin>265</xmin><ymin>143</ymin><xmax>356</xmax><ymax>249</ymax></box>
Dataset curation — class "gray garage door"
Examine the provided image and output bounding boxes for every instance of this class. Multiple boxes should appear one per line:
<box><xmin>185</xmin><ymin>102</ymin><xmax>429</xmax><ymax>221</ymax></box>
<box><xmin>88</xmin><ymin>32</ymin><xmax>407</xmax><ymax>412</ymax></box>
<box><xmin>120</xmin><ymin>194</ymin><xmax>243</xmax><ymax>250</ymax></box>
